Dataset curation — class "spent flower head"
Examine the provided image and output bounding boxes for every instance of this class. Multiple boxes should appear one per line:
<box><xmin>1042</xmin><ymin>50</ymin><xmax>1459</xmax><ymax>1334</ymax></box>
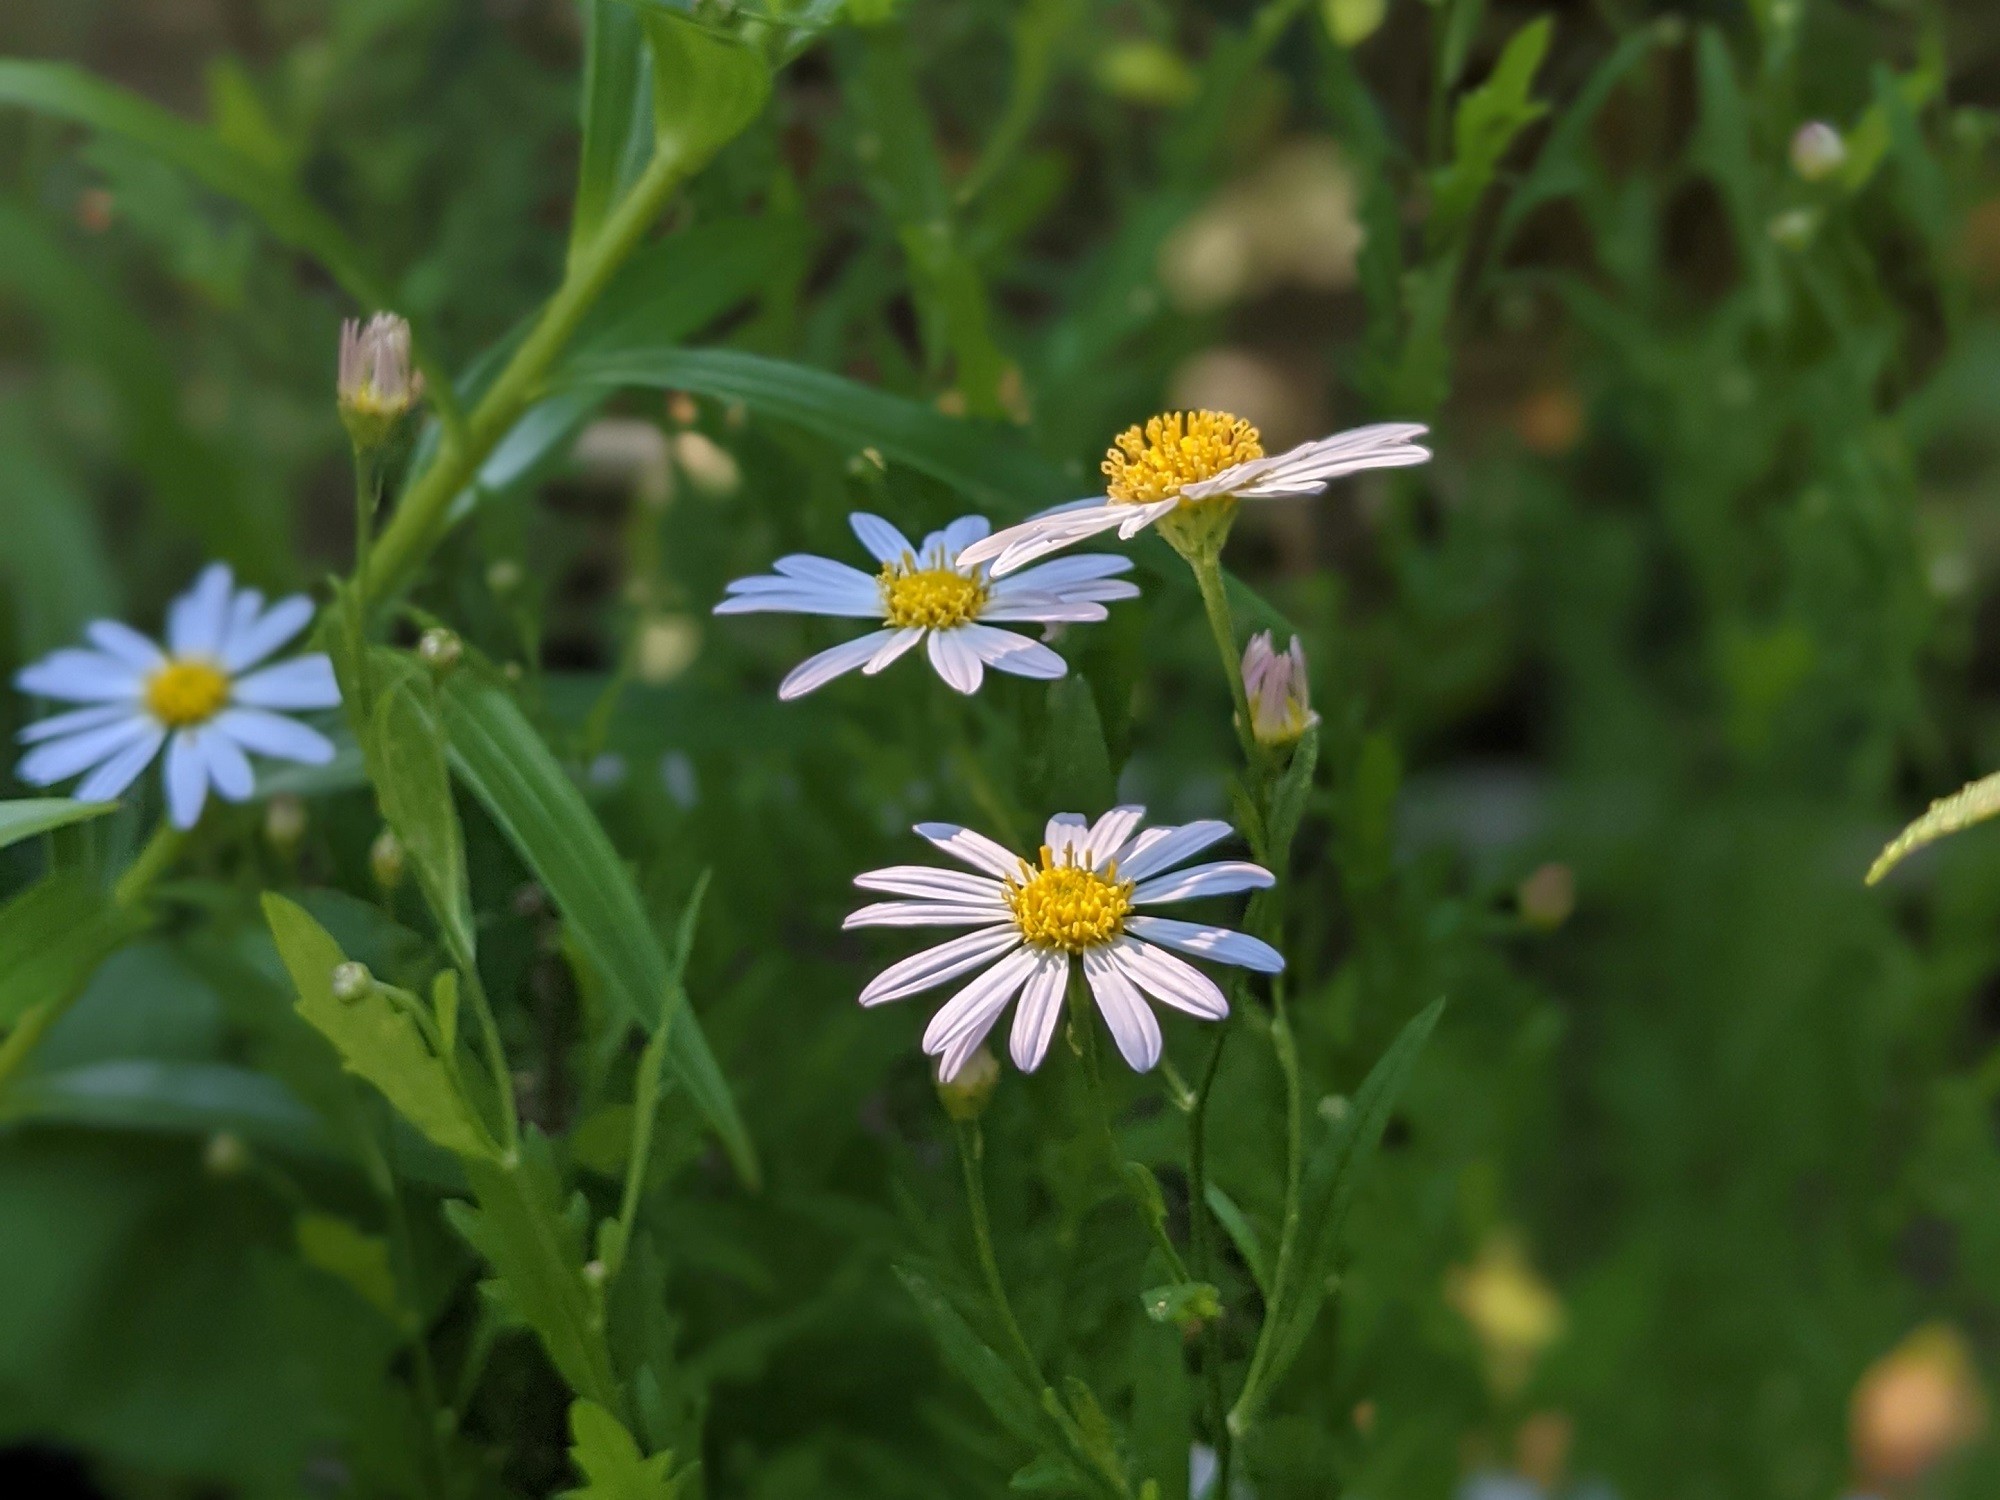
<box><xmin>1241</xmin><ymin>631</ymin><xmax>1318</xmax><ymax>748</ymax></box>
<box><xmin>15</xmin><ymin>564</ymin><xmax>340</xmax><ymax>829</ymax></box>
<box><xmin>955</xmin><ymin>412</ymin><xmax>1429</xmax><ymax>575</ymax></box>
<box><xmin>338</xmin><ymin>313</ymin><xmax>424</xmax><ymax>447</ymax></box>
<box><xmin>848</xmin><ymin>808</ymin><xmax>1282</xmax><ymax>1079</ymax></box>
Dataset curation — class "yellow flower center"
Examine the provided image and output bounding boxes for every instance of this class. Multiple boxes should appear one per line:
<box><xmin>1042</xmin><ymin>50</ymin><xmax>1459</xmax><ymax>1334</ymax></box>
<box><xmin>145</xmin><ymin>658</ymin><xmax>230</xmax><ymax>728</ymax></box>
<box><xmin>1007</xmin><ymin>847</ymin><xmax>1134</xmax><ymax>953</ymax></box>
<box><xmin>1102</xmin><ymin>410</ymin><xmax>1264</xmax><ymax>505</ymax></box>
<box><xmin>879</xmin><ymin>564</ymin><xmax>988</xmax><ymax>630</ymax></box>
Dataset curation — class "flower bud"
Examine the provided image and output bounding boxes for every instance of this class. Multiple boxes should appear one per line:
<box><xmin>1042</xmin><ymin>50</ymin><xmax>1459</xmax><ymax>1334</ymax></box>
<box><xmin>417</xmin><ymin>626</ymin><xmax>463</xmax><ymax>672</ymax></box>
<box><xmin>1790</xmin><ymin>121</ymin><xmax>1847</xmax><ymax>182</ymax></box>
<box><xmin>486</xmin><ymin>559</ymin><xmax>523</xmax><ymax>595</ymax></box>
<box><xmin>203</xmin><ymin>1130</ymin><xmax>248</xmax><ymax>1177</ymax></box>
<box><xmin>337</xmin><ymin>313</ymin><xmax>424</xmax><ymax>448</ymax></box>
<box><xmin>330</xmin><ymin>960</ymin><xmax>374</xmax><ymax>1003</ymax></box>
<box><xmin>369</xmin><ymin>828</ymin><xmax>406</xmax><ymax>891</ymax></box>
<box><xmin>264</xmin><ymin>792</ymin><xmax>307</xmax><ymax>854</ymax></box>
<box><xmin>935</xmin><ymin>1046</ymin><xmax>1000</xmax><ymax>1121</ymax></box>
<box><xmin>1241</xmin><ymin>630</ymin><xmax>1320</xmax><ymax>748</ymax></box>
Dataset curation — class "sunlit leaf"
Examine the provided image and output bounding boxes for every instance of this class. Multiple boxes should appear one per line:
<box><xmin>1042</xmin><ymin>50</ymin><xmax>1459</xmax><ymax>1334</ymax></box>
<box><xmin>1867</xmin><ymin>770</ymin><xmax>2000</xmax><ymax>884</ymax></box>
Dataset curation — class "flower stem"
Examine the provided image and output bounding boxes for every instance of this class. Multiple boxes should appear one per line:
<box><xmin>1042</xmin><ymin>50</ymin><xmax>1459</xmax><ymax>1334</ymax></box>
<box><xmin>1187</xmin><ymin>1022</ymin><xmax>1233</xmax><ymax>1491</ymax></box>
<box><xmin>1189</xmin><ymin>554</ymin><xmax>1259</xmax><ymax>768</ymax></box>
<box><xmin>361</xmin><ymin>139</ymin><xmax>701</xmax><ymax>607</ymax></box>
<box><xmin>113</xmin><ymin>820</ymin><xmax>187</xmax><ymax>910</ymax></box>
<box><xmin>1225</xmin><ymin>981</ymin><xmax>1300</xmax><ymax>1441</ymax></box>
<box><xmin>956</xmin><ymin>1120</ymin><xmax>1043</xmax><ymax>1386</ymax></box>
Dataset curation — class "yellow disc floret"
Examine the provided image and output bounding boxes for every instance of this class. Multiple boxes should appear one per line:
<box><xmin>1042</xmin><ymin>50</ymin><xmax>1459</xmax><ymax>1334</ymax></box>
<box><xmin>1008</xmin><ymin>847</ymin><xmax>1134</xmax><ymax>953</ymax></box>
<box><xmin>145</xmin><ymin>658</ymin><xmax>231</xmax><ymax>728</ymax></box>
<box><xmin>880</xmin><ymin>564</ymin><xmax>988</xmax><ymax>630</ymax></box>
<box><xmin>1102</xmin><ymin>410</ymin><xmax>1263</xmax><ymax>505</ymax></box>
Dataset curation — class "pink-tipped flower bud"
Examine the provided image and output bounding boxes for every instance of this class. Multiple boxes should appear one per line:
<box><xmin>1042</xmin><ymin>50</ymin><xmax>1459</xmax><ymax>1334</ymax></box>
<box><xmin>337</xmin><ymin>313</ymin><xmax>424</xmax><ymax>447</ymax></box>
<box><xmin>1242</xmin><ymin>630</ymin><xmax>1320</xmax><ymax>748</ymax></box>
<box><xmin>1790</xmin><ymin>121</ymin><xmax>1847</xmax><ymax>182</ymax></box>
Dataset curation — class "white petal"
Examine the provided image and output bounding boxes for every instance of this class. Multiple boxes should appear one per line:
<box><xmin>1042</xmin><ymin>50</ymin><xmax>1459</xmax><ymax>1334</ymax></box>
<box><xmin>17</xmin><ymin>650</ymin><xmax>144</xmax><ymax>704</ymax></box>
<box><xmin>850</xmin><ymin>512</ymin><xmax>916</xmax><ymax>565</ymax></box>
<box><xmin>1044</xmin><ymin>813</ymin><xmax>1089</xmax><ymax>859</ymax></box>
<box><xmin>1183</xmin><ymin>423</ymin><xmax>1431</xmax><ymax>501</ymax></box>
<box><xmin>959</xmin><ymin>624</ymin><xmax>1067</xmax><ymax>681</ymax></box>
<box><xmin>859</xmin><ymin>926</ymin><xmax>1024</xmax><ymax>1007</ymax></box>
<box><xmin>164</xmin><ymin>730</ymin><xmax>210</xmax><ymax>829</ymax></box>
<box><xmin>1008</xmin><ymin>950</ymin><xmax>1071</xmax><ymax>1072</ymax></box>
<box><xmin>17</xmin><ymin>714</ymin><xmax>155</xmax><ymax>786</ymax></box>
<box><xmin>72</xmin><ymin>726</ymin><xmax>165</xmax><ymax>802</ymax></box>
<box><xmin>941</xmin><ymin>515</ymin><xmax>991</xmax><ymax>560</ymax></box>
<box><xmin>222</xmin><ymin>594</ymin><xmax>315</xmax><ymax>671</ymax></box>
<box><xmin>777</xmin><ymin>630</ymin><xmax>899</xmax><ymax>700</ymax></box>
<box><xmin>1110</xmin><ymin>938</ymin><xmax>1230</xmax><ymax>1019</ymax></box>
<box><xmin>1086</xmin><ymin>807</ymin><xmax>1147</xmax><ymax>867</ymax></box>
<box><xmin>1114</xmin><ymin>499</ymin><xmax>1181</xmax><ymax>539</ymax></box>
<box><xmin>20</xmin><ymin>703</ymin><xmax>135</xmax><ymax>745</ymax></box>
<box><xmin>922</xmin><ymin>946</ymin><xmax>1041</xmax><ymax>1066</ymax></box>
<box><xmin>862</xmin><ymin>627</ymin><xmax>924</xmax><ymax>675</ymax></box>
<box><xmin>772</xmin><ymin>554</ymin><xmax>883</xmax><ymax>591</ymax></box>
<box><xmin>991</xmin><ymin>555</ymin><xmax>1135</xmax><ymax>592</ymax></box>
<box><xmin>1126</xmin><ymin>915</ymin><xmax>1284</xmax><ymax>974</ymax></box>
<box><xmin>1116</xmin><ymin>820</ymin><xmax>1235</xmax><ymax>882</ymax></box>
<box><xmin>165</xmin><ymin>563</ymin><xmax>235</xmax><ymax>657</ymax></box>
<box><xmin>713</xmin><ymin>583</ymin><xmax>884</xmax><ymax>619</ymax></box>
<box><xmin>199</xmin><ymin>727</ymin><xmax>255</xmax><ymax>801</ymax></box>
<box><xmin>844</xmin><ymin>901</ymin><xmax>1014</xmax><ymax>929</ymax></box>
<box><xmin>1131</xmin><ymin>860</ymin><xmax>1276</xmax><ymax>905</ymax></box>
<box><xmin>1084</xmin><ymin>947</ymin><xmax>1163</xmax><ymax>1072</ymax></box>
<box><xmin>232</xmin><ymin>655</ymin><xmax>340</xmax><ymax>710</ymax></box>
<box><xmin>975</xmin><ymin>596</ymin><xmax>1109</xmax><ymax>624</ymax></box>
<box><xmin>956</xmin><ymin>506</ymin><xmax>1133</xmax><ymax>576</ymax></box>
<box><xmin>211</xmin><ymin>707</ymin><xmax>335</xmax><ymax>765</ymax></box>
<box><xmin>914</xmin><ymin>822</ymin><xmax>1030</xmax><ymax>880</ymax></box>
<box><xmin>853</xmin><ymin>865</ymin><xmax>1008</xmax><ymax>903</ymax></box>
<box><xmin>224</xmin><ymin>587</ymin><xmax>264</xmax><ymax>648</ymax></box>
<box><xmin>926</xmin><ymin>629</ymin><xmax>984</xmax><ymax>695</ymax></box>
<box><xmin>84</xmin><ymin>621</ymin><xmax>165</xmax><ymax>671</ymax></box>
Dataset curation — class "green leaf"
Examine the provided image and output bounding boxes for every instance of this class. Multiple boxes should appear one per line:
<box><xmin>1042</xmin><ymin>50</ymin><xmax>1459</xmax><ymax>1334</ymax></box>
<box><xmin>571</xmin><ymin>0</ymin><xmax>654</xmax><ymax>269</ymax></box>
<box><xmin>438</xmin><ymin>672</ymin><xmax>758</xmax><ymax>1186</ymax></box>
<box><xmin>562</xmin><ymin>1399</ymin><xmax>682</xmax><ymax>1499</ymax></box>
<box><xmin>295</xmin><ymin>1212</ymin><xmax>404</xmax><ymax>1326</ymax></box>
<box><xmin>0</xmin><ymin>798</ymin><xmax>118</xmax><ymax>851</ymax></box>
<box><xmin>0</xmin><ymin>872</ymin><xmax>142</xmax><ymax>1030</ymax></box>
<box><xmin>1428</xmin><ymin>17</ymin><xmax>1553</xmax><ymax>245</ymax></box>
<box><xmin>1038</xmin><ymin>675</ymin><xmax>1115</xmax><ymax>815</ymax></box>
<box><xmin>1264</xmin><ymin>998</ymin><xmax>1445</xmax><ymax>1381</ymax></box>
<box><xmin>553</xmin><ymin>347</ymin><xmax>1067</xmax><ymax>513</ymax></box>
<box><xmin>1203</xmin><ymin>1183</ymin><xmax>1271</xmax><ymax>1297</ymax></box>
<box><xmin>642</xmin><ymin>9</ymin><xmax>771</xmax><ymax>170</ymax></box>
<box><xmin>260</xmin><ymin>894</ymin><xmax>497</xmax><ymax>1162</ymax></box>
<box><xmin>0</xmin><ymin>60</ymin><xmax>390</xmax><ymax>311</ymax></box>
<box><xmin>371</xmin><ymin>671</ymin><xmax>477</xmax><ymax>970</ymax></box>
<box><xmin>1867</xmin><ymin>769</ymin><xmax>2000</xmax><ymax>884</ymax></box>
<box><xmin>449</xmin><ymin>1136</ymin><xmax>621</xmax><ymax>1409</ymax></box>
<box><xmin>894</xmin><ymin>1265</ymin><xmax>1052</xmax><ymax>1451</ymax></box>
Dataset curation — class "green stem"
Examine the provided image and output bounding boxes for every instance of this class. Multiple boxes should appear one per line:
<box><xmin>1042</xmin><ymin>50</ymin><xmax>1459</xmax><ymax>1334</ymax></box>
<box><xmin>114</xmin><ymin>820</ymin><xmax>187</xmax><ymax>909</ymax></box>
<box><xmin>955</xmin><ymin>1120</ymin><xmax>1043</xmax><ymax>1386</ymax></box>
<box><xmin>1227</xmin><ymin>984</ymin><xmax>1301</xmax><ymax>1441</ymax></box>
<box><xmin>459</xmin><ymin>966</ymin><xmax>520</xmax><ymax>1158</ymax></box>
<box><xmin>1187</xmin><ymin>1023</ymin><xmax>1233</xmax><ymax>1491</ymax></box>
<box><xmin>378</xmin><ymin>1145</ymin><xmax>455</xmax><ymax>1490</ymax></box>
<box><xmin>1071</xmin><ymin>972</ymin><xmax>1191</xmax><ymax>1284</ymax></box>
<box><xmin>361</xmin><ymin>140</ymin><xmax>700</xmax><ymax>607</ymax></box>
<box><xmin>1189</xmin><ymin>554</ymin><xmax>1260</xmax><ymax>769</ymax></box>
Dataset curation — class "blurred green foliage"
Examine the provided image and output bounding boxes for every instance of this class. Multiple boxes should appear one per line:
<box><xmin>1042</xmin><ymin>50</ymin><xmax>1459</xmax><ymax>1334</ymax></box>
<box><xmin>4</xmin><ymin>1</ymin><xmax>2000</xmax><ymax>1498</ymax></box>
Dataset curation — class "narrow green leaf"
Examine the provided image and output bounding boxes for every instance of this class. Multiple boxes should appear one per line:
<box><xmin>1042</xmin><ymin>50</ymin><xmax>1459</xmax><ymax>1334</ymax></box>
<box><xmin>0</xmin><ymin>798</ymin><xmax>118</xmax><ymax>851</ymax></box>
<box><xmin>1203</xmin><ymin>1183</ymin><xmax>1271</xmax><ymax>1297</ymax></box>
<box><xmin>260</xmin><ymin>893</ymin><xmax>497</xmax><ymax>1162</ymax></box>
<box><xmin>642</xmin><ymin>9</ymin><xmax>771</xmax><ymax>169</ymax></box>
<box><xmin>371</xmin><ymin>674</ymin><xmax>477</xmax><ymax>969</ymax></box>
<box><xmin>438</xmin><ymin>671</ymin><xmax>758</xmax><ymax>1186</ymax></box>
<box><xmin>894</xmin><ymin>1265</ymin><xmax>1053</xmax><ymax>1450</ymax></box>
<box><xmin>562</xmin><ymin>1399</ymin><xmax>682</xmax><ymax>1499</ymax></box>
<box><xmin>295</xmin><ymin>1212</ymin><xmax>404</xmax><ymax>1325</ymax></box>
<box><xmin>1038</xmin><ymin>675</ymin><xmax>1115</xmax><ymax>815</ymax></box>
<box><xmin>450</xmin><ymin>1136</ymin><xmax>621</xmax><ymax>1409</ymax></box>
<box><xmin>571</xmin><ymin>0</ymin><xmax>653</xmax><ymax>269</ymax></box>
<box><xmin>1868</xmin><ymin>769</ymin><xmax>2000</xmax><ymax>884</ymax></box>
<box><xmin>1428</xmin><ymin>16</ymin><xmax>1553</xmax><ymax>244</ymax></box>
<box><xmin>0</xmin><ymin>871</ymin><xmax>141</xmax><ymax>1030</ymax></box>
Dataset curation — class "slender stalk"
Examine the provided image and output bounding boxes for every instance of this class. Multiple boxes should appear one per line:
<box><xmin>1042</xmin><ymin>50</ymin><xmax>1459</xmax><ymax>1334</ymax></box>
<box><xmin>1189</xmin><ymin>554</ymin><xmax>1260</xmax><ymax>769</ymax></box>
<box><xmin>956</xmin><ymin>1120</ymin><xmax>1044</xmax><ymax>1387</ymax></box>
<box><xmin>1227</xmin><ymin>983</ymin><xmax>1301</xmax><ymax>1440</ymax></box>
<box><xmin>458</xmin><ymin>966</ymin><xmax>519</xmax><ymax>1159</ymax></box>
<box><xmin>113</xmin><ymin>820</ymin><xmax>187</xmax><ymax>909</ymax></box>
<box><xmin>379</xmin><ymin>1153</ymin><xmax>455</xmax><ymax>1492</ymax></box>
<box><xmin>362</xmin><ymin>140</ymin><xmax>700</xmax><ymax>606</ymax></box>
<box><xmin>1187</xmin><ymin>1023</ymin><xmax>1233</xmax><ymax>1492</ymax></box>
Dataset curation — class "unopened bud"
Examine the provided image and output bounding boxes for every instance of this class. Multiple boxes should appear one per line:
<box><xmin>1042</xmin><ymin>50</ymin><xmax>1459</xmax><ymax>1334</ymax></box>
<box><xmin>1518</xmin><ymin>863</ymin><xmax>1576</xmax><ymax>931</ymax></box>
<box><xmin>1790</xmin><ymin>121</ymin><xmax>1847</xmax><ymax>182</ymax></box>
<box><xmin>1242</xmin><ymin>631</ymin><xmax>1320</xmax><ymax>748</ymax></box>
<box><xmin>582</xmin><ymin>1259</ymin><xmax>608</xmax><ymax>1287</ymax></box>
<box><xmin>417</xmin><ymin>627</ymin><xmax>462</xmax><ymax>671</ymax></box>
<box><xmin>203</xmin><ymin>1130</ymin><xmax>248</xmax><ymax>1176</ymax></box>
<box><xmin>369</xmin><ymin>828</ymin><xmax>406</xmax><ymax>891</ymax></box>
<box><xmin>935</xmin><ymin>1046</ymin><xmax>1000</xmax><ymax>1121</ymax></box>
<box><xmin>486</xmin><ymin>559</ymin><xmax>523</xmax><ymax>595</ymax></box>
<box><xmin>331</xmin><ymin>961</ymin><xmax>373</xmax><ymax>1003</ymax></box>
<box><xmin>1768</xmin><ymin>207</ymin><xmax>1819</xmax><ymax>250</ymax></box>
<box><xmin>337</xmin><ymin>313</ymin><xmax>424</xmax><ymax>448</ymax></box>
<box><xmin>264</xmin><ymin>793</ymin><xmax>307</xmax><ymax>853</ymax></box>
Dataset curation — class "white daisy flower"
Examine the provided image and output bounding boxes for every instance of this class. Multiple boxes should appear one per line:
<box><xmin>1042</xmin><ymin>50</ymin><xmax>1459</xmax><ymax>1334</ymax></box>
<box><xmin>15</xmin><ymin>563</ymin><xmax>341</xmax><ymax>829</ymax></box>
<box><xmin>714</xmin><ymin>512</ymin><xmax>1139</xmax><ymax>700</ymax></box>
<box><xmin>954</xmin><ymin>411</ymin><xmax>1431</xmax><ymax>575</ymax></box>
<box><xmin>847</xmin><ymin>807</ymin><xmax>1283</xmax><ymax>1080</ymax></box>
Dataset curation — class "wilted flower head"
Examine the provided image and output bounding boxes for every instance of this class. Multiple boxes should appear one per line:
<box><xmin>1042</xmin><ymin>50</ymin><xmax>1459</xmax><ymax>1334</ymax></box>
<box><xmin>337</xmin><ymin>313</ymin><xmax>424</xmax><ymax>444</ymax></box>
<box><xmin>1790</xmin><ymin>121</ymin><xmax>1847</xmax><ymax>182</ymax></box>
<box><xmin>1241</xmin><ymin>631</ymin><xmax>1318</xmax><ymax>748</ymax></box>
<box><xmin>1850</xmin><ymin>1323</ymin><xmax>1987</xmax><ymax>1488</ymax></box>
